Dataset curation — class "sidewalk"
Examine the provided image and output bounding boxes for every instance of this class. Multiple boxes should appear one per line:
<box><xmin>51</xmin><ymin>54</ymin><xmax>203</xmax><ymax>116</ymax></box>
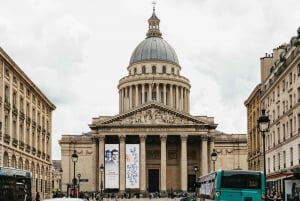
<box><xmin>88</xmin><ymin>198</ymin><xmax>191</xmax><ymax>201</ymax></box>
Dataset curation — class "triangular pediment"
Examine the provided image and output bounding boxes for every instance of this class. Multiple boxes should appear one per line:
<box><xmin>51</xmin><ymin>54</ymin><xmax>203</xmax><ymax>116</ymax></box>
<box><xmin>92</xmin><ymin>102</ymin><xmax>216</xmax><ymax>128</ymax></box>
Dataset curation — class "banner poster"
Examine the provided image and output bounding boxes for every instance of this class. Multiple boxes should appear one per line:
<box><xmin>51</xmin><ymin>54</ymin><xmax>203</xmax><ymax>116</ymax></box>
<box><xmin>285</xmin><ymin>180</ymin><xmax>300</xmax><ymax>201</ymax></box>
<box><xmin>104</xmin><ymin>144</ymin><xmax>119</xmax><ymax>188</ymax></box>
<box><xmin>126</xmin><ymin>144</ymin><xmax>140</xmax><ymax>188</ymax></box>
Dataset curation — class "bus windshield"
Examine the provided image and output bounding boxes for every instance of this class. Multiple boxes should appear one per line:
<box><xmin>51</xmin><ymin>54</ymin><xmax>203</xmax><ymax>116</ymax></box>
<box><xmin>221</xmin><ymin>170</ymin><xmax>261</xmax><ymax>189</ymax></box>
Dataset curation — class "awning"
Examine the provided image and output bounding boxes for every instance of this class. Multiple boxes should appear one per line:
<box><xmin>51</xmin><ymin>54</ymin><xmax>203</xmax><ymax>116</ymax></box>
<box><xmin>267</xmin><ymin>172</ymin><xmax>294</xmax><ymax>180</ymax></box>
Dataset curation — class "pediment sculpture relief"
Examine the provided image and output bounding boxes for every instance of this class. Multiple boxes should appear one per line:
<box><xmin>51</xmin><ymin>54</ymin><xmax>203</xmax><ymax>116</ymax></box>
<box><xmin>111</xmin><ymin>108</ymin><xmax>194</xmax><ymax>125</ymax></box>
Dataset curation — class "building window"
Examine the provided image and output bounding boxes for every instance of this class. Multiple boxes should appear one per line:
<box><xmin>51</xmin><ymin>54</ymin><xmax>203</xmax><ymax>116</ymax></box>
<box><xmin>5</xmin><ymin>85</ymin><xmax>9</xmax><ymax>102</ymax></box>
<box><xmin>283</xmin><ymin>124</ymin><xmax>286</xmax><ymax>141</ymax></box>
<box><xmin>278</xmin><ymin>153</ymin><xmax>280</xmax><ymax>170</ymax></box>
<box><xmin>12</xmin><ymin>120</ymin><xmax>16</xmax><ymax>139</ymax></box>
<box><xmin>282</xmin><ymin>80</ymin><xmax>285</xmax><ymax>92</ymax></box>
<box><xmin>277</xmin><ymin>86</ymin><xmax>280</xmax><ymax>97</ymax></box>
<box><xmin>283</xmin><ymin>151</ymin><xmax>286</xmax><ymax>168</ymax></box>
<box><xmin>13</xmin><ymin>92</ymin><xmax>17</xmax><ymax>108</ymax></box>
<box><xmin>152</xmin><ymin>66</ymin><xmax>156</xmax><ymax>74</ymax></box>
<box><xmin>289</xmin><ymin>72</ymin><xmax>292</xmax><ymax>84</ymax></box>
<box><xmin>5</xmin><ymin>68</ymin><xmax>10</xmax><ymax>77</ymax></box>
<box><xmin>290</xmin><ymin>119</ymin><xmax>293</xmax><ymax>137</ymax></box>
<box><xmin>171</xmin><ymin>67</ymin><xmax>174</xmax><ymax>74</ymax></box>
<box><xmin>152</xmin><ymin>92</ymin><xmax>156</xmax><ymax>101</ymax></box>
<box><xmin>297</xmin><ymin>63</ymin><xmax>300</xmax><ymax>76</ymax></box>
<box><xmin>267</xmin><ymin>157</ymin><xmax>270</xmax><ymax>173</ymax></box>
<box><xmin>298</xmin><ymin>144</ymin><xmax>300</xmax><ymax>164</ymax></box>
<box><xmin>277</xmin><ymin>127</ymin><xmax>280</xmax><ymax>143</ymax></box>
<box><xmin>162</xmin><ymin>66</ymin><xmax>166</xmax><ymax>73</ymax></box>
<box><xmin>20</xmin><ymin>97</ymin><xmax>24</xmax><ymax>112</ymax></box>
<box><xmin>134</xmin><ymin>68</ymin><xmax>137</xmax><ymax>75</ymax></box>
<box><xmin>290</xmin><ymin>147</ymin><xmax>293</xmax><ymax>166</ymax></box>
<box><xmin>142</xmin><ymin>66</ymin><xmax>146</xmax><ymax>74</ymax></box>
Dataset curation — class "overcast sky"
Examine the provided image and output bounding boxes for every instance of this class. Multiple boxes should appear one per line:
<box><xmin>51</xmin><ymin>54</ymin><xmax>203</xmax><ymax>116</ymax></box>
<box><xmin>1</xmin><ymin>0</ymin><xmax>300</xmax><ymax>160</ymax></box>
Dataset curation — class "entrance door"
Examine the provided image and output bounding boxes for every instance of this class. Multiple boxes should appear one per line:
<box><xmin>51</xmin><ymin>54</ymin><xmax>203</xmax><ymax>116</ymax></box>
<box><xmin>188</xmin><ymin>175</ymin><xmax>196</xmax><ymax>192</ymax></box>
<box><xmin>148</xmin><ymin>169</ymin><xmax>159</xmax><ymax>192</ymax></box>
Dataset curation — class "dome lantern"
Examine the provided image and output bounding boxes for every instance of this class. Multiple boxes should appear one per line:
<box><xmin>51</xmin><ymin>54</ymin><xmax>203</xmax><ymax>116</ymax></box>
<box><xmin>146</xmin><ymin>2</ymin><xmax>162</xmax><ymax>38</ymax></box>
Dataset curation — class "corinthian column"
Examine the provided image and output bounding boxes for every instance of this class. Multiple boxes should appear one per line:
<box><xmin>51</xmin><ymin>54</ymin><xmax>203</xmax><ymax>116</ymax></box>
<box><xmin>160</xmin><ymin>134</ymin><xmax>167</xmax><ymax>192</ymax></box>
<box><xmin>139</xmin><ymin>135</ymin><xmax>147</xmax><ymax>192</ymax></box>
<box><xmin>98</xmin><ymin>135</ymin><xmax>105</xmax><ymax>191</ymax></box>
<box><xmin>201</xmin><ymin>136</ymin><xmax>208</xmax><ymax>175</ymax></box>
<box><xmin>119</xmin><ymin>135</ymin><xmax>126</xmax><ymax>192</ymax></box>
<box><xmin>181</xmin><ymin>134</ymin><xmax>188</xmax><ymax>191</ymax></box>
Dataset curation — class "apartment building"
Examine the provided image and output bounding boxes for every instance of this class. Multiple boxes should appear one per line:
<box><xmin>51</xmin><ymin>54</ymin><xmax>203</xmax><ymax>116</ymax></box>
<box><xmin>246</xmin><ymin>27</ymin><xmax>300</xmax><ymax>193</ymax></box>
<box><xmin>0</xmin><ymin>47</ymin><xmax>56</xmax><ymax>199</ymax></box>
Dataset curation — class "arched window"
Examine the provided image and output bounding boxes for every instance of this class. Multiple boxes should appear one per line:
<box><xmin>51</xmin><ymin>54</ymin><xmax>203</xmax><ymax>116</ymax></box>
<box><xmin>18</xmin><ymin>157</ymin><xmax>23</xmax><ymax>169</ymax></box>
<box><xmin>11</xmin><ymin>155</ymin><xmax>17</xmax><ymax>168</ymax></box>
<box><xmin>162</xmin><ymin>66</ymin><xmax>166</xmax><ymax>73</ymax></box>
<box><xmin>142</xmin><ymin>66</ymin><xmax>146</xmax><ymax>74</ymax></box>
<box><xmin>25</xmin><ymin>159</ymin><xmax>29</xmax><ymax>170</ymax></box>
<box><xmin>3</xmin><ymin>152</ymin><xmax>9</xmax><ymax>166</ymax></box>
<box><xmin>134</xmin><ymin>68</ymin><xmax>137</xmax><ymax>74</ymax></box>
<box><xmin>152</xmin><ymin>66</ymin><xmax>156</xmax><ymax>74</ymax></box>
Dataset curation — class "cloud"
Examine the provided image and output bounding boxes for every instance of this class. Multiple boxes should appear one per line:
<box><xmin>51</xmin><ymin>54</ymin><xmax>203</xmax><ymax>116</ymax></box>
<box><xmin>1</xmin><ymin>0</ymin><xmax>300</xmax><ymax>159</ymax></box>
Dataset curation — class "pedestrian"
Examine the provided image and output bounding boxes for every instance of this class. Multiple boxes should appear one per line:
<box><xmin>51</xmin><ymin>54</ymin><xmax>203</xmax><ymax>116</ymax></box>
<box><xmin>35</xmin><ymin>192</ymin><xmax>41</xmax><ymax>201</ymax></box>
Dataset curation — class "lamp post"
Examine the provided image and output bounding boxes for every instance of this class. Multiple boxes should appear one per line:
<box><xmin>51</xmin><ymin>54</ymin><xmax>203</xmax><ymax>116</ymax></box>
<box><xmin>77</xmin><ymin>173</ymin><xmax>81</xmax><ymax>194</ymax></box>
<box><xmin>100</xmin><ymin>163</ymin><xmax>104</xmax><ymax>197</ymax></box>
<box><xmin>59</xmin><ymin>168</ymin><xmax>63</xmax><ymax>192</ymax></box>
<box><xmin>71</xmin><ymin>150</ymin><xmax>78</xmax><ymax>197</ymax></box>
<box><xmin>258</xmin><ymin>109</ymin><xmax>270</xmax><ymax>197</ymax></box>
<box><xmin>193</xmin><ymin>165</ymin><xmax>198</xmax><ymax>180</ymax></box>
<box><xmin>211</xmin><ymin>149</ymin><xmax>218</xmax><ymax>171</ymax></box>
<box><xmin>193</xmin><ymin>165</ymin><xmax>198</xmax><ymax>192</ymax></box>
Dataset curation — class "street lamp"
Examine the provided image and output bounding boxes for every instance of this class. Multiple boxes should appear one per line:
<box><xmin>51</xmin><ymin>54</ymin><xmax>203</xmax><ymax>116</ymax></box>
<box><xmin>77</xmin><ymin>173</ymin><xmax>81</xmax><ymax>194</ymax></box>
<box><xmin>258</xmin><ymin>109</ymin><xmax>270</xmax><ymax>197</ymax></box>
<box><xmin>211</xmin><ymin>149</ymin><xmax>218</xmax><ymax>171</ymax></box>
<box><xmin>100</xmin><ymin>164</ymin><xmax>104</xmax><ymax>197</ymax></box>
<box><xmin>193</xmin><ymin>165</ymin><xmax>198</xmax><ymax>180</ymax></box>
<box><xmin>193</xmin><ymin>165</ymin><xmax>198</xmax><ymax>192</ymax></box>
<box><xmin>71</xmin><ymin>150</ymin><xmax>78</xmax><ymax>191</ymax></box>
<box><xmin>59</xmin><ymin>168</ymin><xmax>63</xmax><ymax>192</ymax></box>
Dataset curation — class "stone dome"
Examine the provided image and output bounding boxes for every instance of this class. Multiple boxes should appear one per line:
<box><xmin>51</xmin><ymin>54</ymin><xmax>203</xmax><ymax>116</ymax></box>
<box><xmin>129</xmin><ymin>37</ymin><xmax>179</xmax><ymax>65</ymax></box>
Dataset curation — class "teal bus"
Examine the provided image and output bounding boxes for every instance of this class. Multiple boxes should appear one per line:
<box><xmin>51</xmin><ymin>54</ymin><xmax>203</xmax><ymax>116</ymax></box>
<box><xmin>0</xmin><ymin>166</ymin><xmax>32</xmax><ymax>201</ymax></box>
<box><xmin>197</xmin><ymin>169</ymin><xmax>265</xmax><ymax>201</ymax></box>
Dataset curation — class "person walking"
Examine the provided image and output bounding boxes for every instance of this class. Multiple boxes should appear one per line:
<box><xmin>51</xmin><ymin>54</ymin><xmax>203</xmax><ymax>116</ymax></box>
<box><xmin>35</xmin><ymin>192</ymin><xmax>41</xmax><ymax>201</ymax></box>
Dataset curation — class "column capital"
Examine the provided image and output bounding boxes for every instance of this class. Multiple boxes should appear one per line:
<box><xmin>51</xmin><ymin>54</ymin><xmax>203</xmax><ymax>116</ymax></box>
<box><xmin>160</xmin><ymin>134</ymin><xmax>167</xmax><ymax>142</ymax></box>
<box><xmin>201</xmin><ymin>135</ymin><xmax>209</xmax><ymax>141</ymax></box>
<box><xmin>91</xmin><ymin>136</ymin><xmax>98</xmax><ymax>143</ymax></box>
<box><xmin>180</xmin><ymin>134</ymin><xmax>188</xmax><ymax>141</ymax></box>
<box><xmin>98</xmin><ymin>135</ymin><xmax>105</xmax><ymax>142</ymax></box>
<box><xmin>139</xmin><ymin>134</ymin><xmax>147</xmax><ymax>142</ymax></box>
<box><xmin>208</xmin><ymin>136</ymin><xmax>215</xmax><ymax>142</ymax></box>
<box><xmin>119</xmin><ymin>134</ymin><xmax>126</xmax><ymax>142</ymax></box>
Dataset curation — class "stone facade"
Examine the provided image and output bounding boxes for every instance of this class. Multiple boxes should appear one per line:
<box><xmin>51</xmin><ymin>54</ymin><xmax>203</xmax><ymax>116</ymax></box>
<box><xmin>244</xmin><ymin>84</ymin><xmax>262</xmax><ymax>171</ymax></box>
<box><xmin>246</xmin><ymin>27</ymin><xmax>300</xmax><ymax>192</ymax></box>
<box><xmin>0</xmin><ymin>47</ymin><xmax>56</xmax><ymax>200</ymax></box>
<box><xmin>59</xmin><ymin>8</ymin><xmax>248</xmax><ymax>195</ymax></box>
